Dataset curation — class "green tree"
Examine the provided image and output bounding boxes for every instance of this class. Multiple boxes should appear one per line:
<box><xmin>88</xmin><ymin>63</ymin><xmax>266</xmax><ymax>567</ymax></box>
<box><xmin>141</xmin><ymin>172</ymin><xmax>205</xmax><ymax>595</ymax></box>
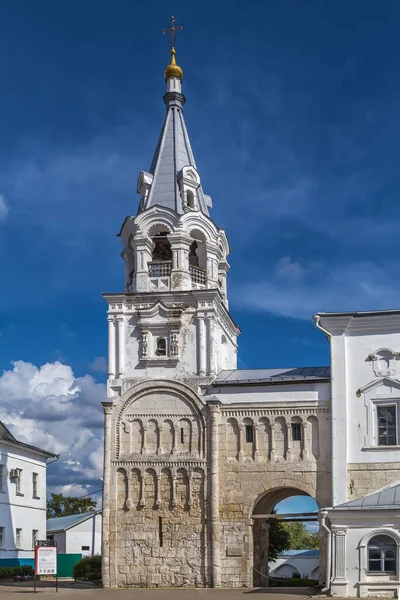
<box><xmin>47</xmin><ymin>493</ymin><xmax>97</xmax><ymax>518</ymax></box>
<box><xmin>268</xmin><ymin>518</ymin><xmax>291</xmax><ymax>562</ymax></box>
<box><xmin>280</xmin><ymin>521</ymin><xmax>319</xmax><ymax>550</ymax></box>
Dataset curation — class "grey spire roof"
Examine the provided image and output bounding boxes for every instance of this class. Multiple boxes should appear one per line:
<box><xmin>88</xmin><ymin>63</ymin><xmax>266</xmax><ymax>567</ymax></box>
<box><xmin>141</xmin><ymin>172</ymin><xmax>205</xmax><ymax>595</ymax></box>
<box><xmin>334</xmin><ymin>481</ymin><xmax>400</xmax><ymax>510</ymax></box>
<box><xmin>137</xmin><ymin>91</ymin><xmax>211</xmax><ymax>216</ymax></box>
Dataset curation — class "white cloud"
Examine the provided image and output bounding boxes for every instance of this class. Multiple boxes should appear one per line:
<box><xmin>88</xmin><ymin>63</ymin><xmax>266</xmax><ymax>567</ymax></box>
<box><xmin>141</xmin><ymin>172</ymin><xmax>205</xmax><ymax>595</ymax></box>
<box><xmin>276</xmin><ymin>257</ymin><xmax>305</xmax><ymax>280</ymax></box>
<box><xmin>0</xmin><ymin>360</ymin><xmax>105</xmax><ymax>495</ymax></box>
<box><xmin>0</xmin><ymin>194</ymin><xmax>9</xmax><ymax>221</ymax></box>
<box><xmin>90</xmin><ymin>356</ymin><xmax>108</xmax><ymax>374</ymax></box>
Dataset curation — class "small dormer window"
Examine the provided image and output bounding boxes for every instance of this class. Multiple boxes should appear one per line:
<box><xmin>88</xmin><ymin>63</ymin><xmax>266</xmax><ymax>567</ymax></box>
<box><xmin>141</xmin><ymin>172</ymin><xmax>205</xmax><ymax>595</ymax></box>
<box><xmin>156</xmin><ymin>338</ymin><xmax>167</xmax><ymax>357</ymax></box>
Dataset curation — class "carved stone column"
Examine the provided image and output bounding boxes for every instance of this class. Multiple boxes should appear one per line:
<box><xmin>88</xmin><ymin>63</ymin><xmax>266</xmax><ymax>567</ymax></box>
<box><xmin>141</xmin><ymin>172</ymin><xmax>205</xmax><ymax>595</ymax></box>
<box><xmin>155</xmin><ymin>476</ymin><xmax>161</xmax><ymax>508</ymax></box>
<box><xmin>139</xmin><ymin>471</ymin><xmax>146</xmax><ymax>507</ymax></box>
<box><xmin>238</xmin><ymin>424</ymin><xmax>244</xmax><ymax>462</ymax></box>
<box><xmin>156</xmin><ymin>424</ymin><xmax>163</xmax><ymax>455</ymax></box>
<box><xmin>101</xmin><ymin>403</ymin><xmax>113</xmax><ymax>588</ymax></box>
<box><xmin>172</xmin><ymin>425</ymin><xmax>178</xmax><ymax>455</ymax></box>
<box><xmin>141</xmin><ymin>426</ymin><xmax>147</xmax><ymax>455</ymax></box>
<box><xmin>286</xmin><ymin>420</ymin><xmax>292</xmax><ymax>462</ymax></box>
<box><xmin>254</xmin><ymin>425</ymin><xmax>260</xmax><ymax>462</ymax></box>
<box><xmin>107</xmin><ymin>317</ymin><xmax>116</xmax><ymax>377</ymax></box>
<box><xmin>270</xmin><ymin>422</ymin><xmax>276</xmax><ymax>462</ymax></box>
<box><xmin>171</xmin><ymin>474</ymin><xmax>177</xmax><ymax>508</ymax></box>
<box><xmin>301</xmin><ymin>421</ymin><xmax>309</xmax><ymax>460</ymax></box>
<box><xmin>187</xmin><ymin>471</ymin><xmax>193</xmax><ymax>508</ymax></box>
<box><xmin>209</xmin><ymin>401</ymin><xmax>221</xmax><ymax>587</ymax></box>
<box><xmin>133</xmin><ymin>236</ymin><xmax>153</xmax><ymax>292</ymax></box>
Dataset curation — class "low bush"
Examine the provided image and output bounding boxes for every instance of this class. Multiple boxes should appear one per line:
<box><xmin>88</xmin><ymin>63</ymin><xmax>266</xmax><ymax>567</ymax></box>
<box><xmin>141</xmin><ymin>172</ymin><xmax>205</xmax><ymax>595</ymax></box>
<box><xmin>72</xmin><ymin>555</ymin><xmax>101</xmax><ymax>582</ymax></box>
<box><xmin>0</xmin><ymin>565</ymin><xmax>34</xmax><ymax>580</ymax></box>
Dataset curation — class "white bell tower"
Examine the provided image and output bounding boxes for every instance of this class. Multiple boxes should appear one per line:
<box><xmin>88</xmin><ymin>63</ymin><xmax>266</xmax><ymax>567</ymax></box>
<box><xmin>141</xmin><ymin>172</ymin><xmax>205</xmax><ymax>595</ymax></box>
<box><xmin>103</xmin><ymin>42</ymin><xmax>239</xmax><ymax>396</ymax></box>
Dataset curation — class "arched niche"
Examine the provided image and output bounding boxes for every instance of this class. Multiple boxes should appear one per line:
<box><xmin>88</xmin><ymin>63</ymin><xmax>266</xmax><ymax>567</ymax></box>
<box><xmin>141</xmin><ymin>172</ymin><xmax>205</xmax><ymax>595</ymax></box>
<box><xmin>115</xmin><ymin>380</ymin><xmax>205</xmax><ymax>460</ymax></box>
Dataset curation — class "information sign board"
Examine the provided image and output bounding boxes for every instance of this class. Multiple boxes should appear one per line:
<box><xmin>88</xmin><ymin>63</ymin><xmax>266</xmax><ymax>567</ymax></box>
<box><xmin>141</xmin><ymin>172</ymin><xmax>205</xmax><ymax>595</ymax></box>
<box><xmin>35</xmin><ymin>545</ymin><xmax>57</xmax><ymax>575</ymax></box>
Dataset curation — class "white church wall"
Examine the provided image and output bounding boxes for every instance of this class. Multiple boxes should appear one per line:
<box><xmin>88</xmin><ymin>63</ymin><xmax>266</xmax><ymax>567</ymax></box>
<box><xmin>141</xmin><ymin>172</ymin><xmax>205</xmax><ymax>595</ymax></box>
<box><xmin>328</xmin><ymin>509</ymin><xmax>400</xmax><ymax>598</ymax></box>
<box><xmin>346</xmin><ymin>332</ymin><xmax>400</xmax><ymax>465</ymax></box>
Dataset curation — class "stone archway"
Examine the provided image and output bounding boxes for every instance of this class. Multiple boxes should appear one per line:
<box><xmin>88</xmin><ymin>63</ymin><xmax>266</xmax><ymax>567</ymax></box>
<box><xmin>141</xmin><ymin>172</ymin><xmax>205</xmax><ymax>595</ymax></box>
<box><xmin>252</xmin><ymin>487</ymin><xmax>318</xmax><ymax>587</ymax></box>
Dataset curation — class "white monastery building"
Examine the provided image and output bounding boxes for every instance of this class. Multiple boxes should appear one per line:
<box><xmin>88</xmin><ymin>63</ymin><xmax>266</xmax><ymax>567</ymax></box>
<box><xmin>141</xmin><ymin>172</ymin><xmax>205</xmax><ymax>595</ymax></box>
<box><xmin>102</xmin><ymin>41</ymin><xmax>400</xmax><ymax>597</ymax></box>
<box><xmin>0</xmin><ymin>421</ymin><xmax>57</xmax><ymax>561</ymax></box>
<box><xmin>47</xmin><ymin>511</ymin><xmax>102</xmax><ymax>557</ymax></box>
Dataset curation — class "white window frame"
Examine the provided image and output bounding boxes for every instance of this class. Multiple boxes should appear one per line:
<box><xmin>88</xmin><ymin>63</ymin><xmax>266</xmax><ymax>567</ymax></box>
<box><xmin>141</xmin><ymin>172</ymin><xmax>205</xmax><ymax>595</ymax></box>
<box><xmin>16</xmin><ymin>528</ymin><xmax>22</xmax><ymax>549</ymax></box>
<box><xmin>369</xmin><ymin>399</ymin><xmax>400</xmax><ymax>447</ymax></box>
<box><xmin>0</xmin><ymin>527</ymin><xmax>4</xmax><ymax>548</ymax></box>
<box><xmin>0</xmin><ymin>465</ymin><xmax>4</xmax><ymax>492</ymax></box>
<box><xmin>32</xmin><ymin>529</ymin><xmax>38</xmax><ymax>549</ymax></box>
<box><xmin>15</xmin><ymin>470</ymin><xmax>23</xmax><ymax>496</ymax></box>
<box><xmin>32</xmin><ymin>473</ymin><xmax>39</xmax><ymax>498</ymax></box>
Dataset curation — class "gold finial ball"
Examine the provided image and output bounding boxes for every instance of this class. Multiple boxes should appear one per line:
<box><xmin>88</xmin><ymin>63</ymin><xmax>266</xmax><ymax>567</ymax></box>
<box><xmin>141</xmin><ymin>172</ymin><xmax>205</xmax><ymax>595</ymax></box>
<box><xmin>164</xmin><ymin>47</ymin><xmax>183</xmax><ymax>81</ymax></box>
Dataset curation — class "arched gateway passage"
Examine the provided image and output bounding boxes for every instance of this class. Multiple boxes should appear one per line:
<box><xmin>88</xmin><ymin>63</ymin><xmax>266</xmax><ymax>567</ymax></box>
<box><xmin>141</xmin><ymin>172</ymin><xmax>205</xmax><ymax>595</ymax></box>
<box><xmin>252</xmin><ymin>487</ymin><xmax>319</xmax><ymax>587</ymax></box>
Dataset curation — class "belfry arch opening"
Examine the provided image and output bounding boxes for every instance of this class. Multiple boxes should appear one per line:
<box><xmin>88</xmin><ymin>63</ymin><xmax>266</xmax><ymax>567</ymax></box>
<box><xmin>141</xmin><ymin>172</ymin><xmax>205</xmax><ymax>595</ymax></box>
<box><xmin>148</xmin><ymin>225</ymin><xmax>172</xmax><ymax>278</ymax></box>
<box><xmin>252</xmin><ymin>488</ymin><xmax>320</xmax><ymax>588</ymax></box>
<box><xmin>189</xmin><ymin>230</ymin><xmax>207</xmax><ymax>279</ymax></box>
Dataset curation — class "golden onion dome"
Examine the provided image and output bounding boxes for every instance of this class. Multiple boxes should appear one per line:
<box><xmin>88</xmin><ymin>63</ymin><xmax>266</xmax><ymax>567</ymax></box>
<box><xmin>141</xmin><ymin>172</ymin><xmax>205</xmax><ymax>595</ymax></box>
<box><xmin>164</xmin><ymin>46</ymin><xmax>183</xmax><ymax>81</ymax></box>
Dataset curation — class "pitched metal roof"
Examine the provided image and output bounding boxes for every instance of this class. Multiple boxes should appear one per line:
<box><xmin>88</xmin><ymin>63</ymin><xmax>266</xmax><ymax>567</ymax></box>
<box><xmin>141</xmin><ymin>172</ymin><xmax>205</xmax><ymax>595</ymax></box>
<box><xmin>213</xmin><ymin>367</ymin><xmax>330</xmax><ymax>386</ymax></box>
<box><xmin>335</xmin><ymin>481</ymin><xmax>400</xmax><ymax>510</ymax></box>
<box><xmin>46</xmin><ymin>511</ymin><xmax>101</xmax><ymax>533</ymax></box>
<box><xmin>138</xmin><ymin>92</ymin><xmax>210</xmax><ymax>216</ymax></box>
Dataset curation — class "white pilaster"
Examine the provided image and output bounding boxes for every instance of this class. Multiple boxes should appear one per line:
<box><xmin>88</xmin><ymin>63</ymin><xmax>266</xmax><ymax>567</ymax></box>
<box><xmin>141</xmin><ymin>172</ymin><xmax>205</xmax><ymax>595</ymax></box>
<box><xmin>107</xmin><ymin>317</ymin><xmax>116</xmax><ymax>377</ymax></box>
<box><xmin>198</xmin><ymin>317</ymin><xmax>207</xmax><ymax>375</ymax></box>
<box><xmin>116</xmin><ymin>316</ymin><xmax>125</xmax><ymax>377</ymax></box>
<box><xmin>207</xmin><ymin>317</ymin><xmax>216</xmax><ymax>376</ymax></box>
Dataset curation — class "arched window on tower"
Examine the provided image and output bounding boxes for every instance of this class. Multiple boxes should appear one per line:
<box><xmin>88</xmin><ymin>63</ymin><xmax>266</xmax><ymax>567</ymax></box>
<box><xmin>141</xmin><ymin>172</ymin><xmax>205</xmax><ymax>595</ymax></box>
<box><xmin>149</xmin><ymin>231</ymin><xmax>172</xmax><ymax>278</ymax></box>
<box><xmin>156</xmin><ymin>337</ymin><xmax>167</xmax><ymax>357</ymax></box>
<box><xmin>186</xmin><ymin>190</ymin><xmax>195</xmax><ymax>210</ymax></box>
<box><xmin>189</xmin><ymin>241</ymin><xmax>199</xmax><ymax>267</ymax></box>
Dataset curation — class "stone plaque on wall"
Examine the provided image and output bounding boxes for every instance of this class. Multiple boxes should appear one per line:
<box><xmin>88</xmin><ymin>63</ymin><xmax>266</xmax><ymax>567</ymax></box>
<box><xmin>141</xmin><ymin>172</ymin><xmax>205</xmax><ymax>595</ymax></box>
<box><xmin>226</xmin><ymin>546</ymin><xmax>243</xmax><ymax>557</ymax></box>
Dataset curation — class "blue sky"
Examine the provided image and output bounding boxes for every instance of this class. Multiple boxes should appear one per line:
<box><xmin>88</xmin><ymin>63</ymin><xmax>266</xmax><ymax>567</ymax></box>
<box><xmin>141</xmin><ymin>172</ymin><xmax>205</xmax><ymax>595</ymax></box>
<box><xmin>0</xmin><ymin>0</ymin><xmax>399</xmax><ymax>497</ymax></box>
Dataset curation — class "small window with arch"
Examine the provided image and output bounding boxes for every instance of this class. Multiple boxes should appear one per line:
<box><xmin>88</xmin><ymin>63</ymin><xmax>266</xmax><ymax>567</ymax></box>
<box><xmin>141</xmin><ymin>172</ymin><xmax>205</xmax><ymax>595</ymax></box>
<box><xmin>186</xmin><ymin>190</ymin><xmax>195</xmax><ymax>210</ymax></box>
<box><xmin>245</xmin><ymin>425</ymin><xmax>254</xmax><ymax>443</ymax></box>
<box><xmin>156</xmin><ymin>337</ymin><xmax>167</xmax><ymax>357</ymax></box>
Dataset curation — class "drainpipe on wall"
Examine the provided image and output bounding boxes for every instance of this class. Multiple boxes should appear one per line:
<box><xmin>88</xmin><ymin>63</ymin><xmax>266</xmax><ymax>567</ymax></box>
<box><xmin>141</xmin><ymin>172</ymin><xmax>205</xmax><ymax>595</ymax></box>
<box><xmin>319</xmin><ymin>509</ymin><xmax>332</xmax><ymax>593</ymax></box>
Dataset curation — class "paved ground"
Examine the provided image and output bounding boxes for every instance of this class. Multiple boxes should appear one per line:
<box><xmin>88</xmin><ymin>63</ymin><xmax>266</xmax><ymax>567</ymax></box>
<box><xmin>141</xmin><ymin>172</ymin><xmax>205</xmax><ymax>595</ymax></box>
<box><xmin>0</xmin><ymin>582</ymin><xmax>322</xmax><ymax>599</ymax></box>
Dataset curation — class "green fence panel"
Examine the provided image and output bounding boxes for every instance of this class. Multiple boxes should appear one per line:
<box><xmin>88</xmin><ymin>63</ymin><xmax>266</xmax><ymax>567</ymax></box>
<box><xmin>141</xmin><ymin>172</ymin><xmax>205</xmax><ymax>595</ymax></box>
<box><xmin>57</xmin><ymin>553</ymin><xmax>82</xmax><ymax>578</ymax></box>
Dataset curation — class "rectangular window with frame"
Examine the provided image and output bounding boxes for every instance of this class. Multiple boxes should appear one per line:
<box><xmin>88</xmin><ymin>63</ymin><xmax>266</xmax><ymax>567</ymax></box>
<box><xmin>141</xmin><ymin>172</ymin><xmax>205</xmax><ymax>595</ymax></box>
<box><xmin>0</xmin><ymin>527</ymin><xmax>4</xmax><ymax>548</ymax></box>
<box><xmin>245</xmin><ymin>425</ymin><xmax>254</xmax><ymax>443</ymax></box>
<box><xmin>291</xmin><ymin>423</ymin><xmax>302</xmax><ymax>442</ymax></box>
<box><xmin>32</xmin><ymin>530</ymin><xmax>38</xmax><ymax>549</ymax></box>
<box><xmin>32</xmin><ymin>473</ymin><xmax>39</xmax><ymax>498</ymax></box>
<box><xmin>377</xmin><ymin>405</ymin><xmax>397</xmax><ymax>446</ymax></box>
<box><xmin>0</xmin><ymin>465</ymin><xmax>4</xmax><ymax>492</ymax></box>
<box><xmin>15</xmin><ymin>470</ymin><xmax>23</xmax><ymax>495</ymax></box>
<box><xmin>16</xmin><ymin>528</ymin><xmax>22</xmax><ymax>549</ymax></box>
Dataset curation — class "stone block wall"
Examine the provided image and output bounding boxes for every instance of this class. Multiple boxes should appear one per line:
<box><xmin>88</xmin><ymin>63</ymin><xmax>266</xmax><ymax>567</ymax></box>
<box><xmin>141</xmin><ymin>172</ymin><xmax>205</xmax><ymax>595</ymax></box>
<box><xmin>347</xmin><ymin>463</ymin><xmax>400</xmax><ymax>501</ymax></box>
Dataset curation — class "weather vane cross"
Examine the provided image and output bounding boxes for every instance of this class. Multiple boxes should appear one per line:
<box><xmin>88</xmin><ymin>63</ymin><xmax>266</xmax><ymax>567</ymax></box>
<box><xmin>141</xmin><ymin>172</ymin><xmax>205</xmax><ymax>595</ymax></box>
<box><xmin>162</xmin><ymin>16</ymin><xmax>184</xmax><ymax>46</ymax></box>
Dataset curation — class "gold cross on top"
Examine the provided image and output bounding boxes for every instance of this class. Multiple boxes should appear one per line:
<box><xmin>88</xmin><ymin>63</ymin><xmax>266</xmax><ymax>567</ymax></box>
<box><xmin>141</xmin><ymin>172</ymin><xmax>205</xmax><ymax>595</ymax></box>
<box><xmin>161</xmin><ymin>16</ymin><xmax>184</xmax><ymax>46</ymax></box>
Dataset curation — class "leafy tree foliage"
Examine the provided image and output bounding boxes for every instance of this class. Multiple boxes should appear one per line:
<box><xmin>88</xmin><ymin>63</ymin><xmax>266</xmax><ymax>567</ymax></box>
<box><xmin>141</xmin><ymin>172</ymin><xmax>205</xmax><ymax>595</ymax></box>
<box><xmin>280</xmin><ymin>521</ymin><xmax>319</xmax><ymax>550</ymax></box>
<box><xmin>47</xmin><ymin>493</ymin><xmax>97</xmax><ymax>518</ymax></box>
<box><xmin>268</xmin><ymin>518</ymin><xmax>291</xmax><ymax>562</ymax></box>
